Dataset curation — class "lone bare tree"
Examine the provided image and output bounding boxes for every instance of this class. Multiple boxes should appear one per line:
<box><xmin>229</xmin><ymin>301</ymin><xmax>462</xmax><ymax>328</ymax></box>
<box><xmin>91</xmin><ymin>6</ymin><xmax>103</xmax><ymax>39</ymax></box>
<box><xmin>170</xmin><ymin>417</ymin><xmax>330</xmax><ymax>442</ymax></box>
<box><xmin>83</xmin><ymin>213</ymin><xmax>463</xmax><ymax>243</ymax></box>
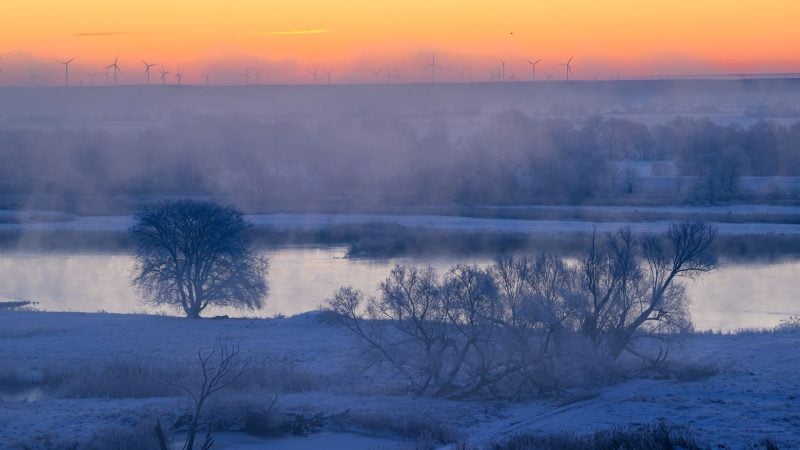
<box><xmin>131</xmin><ymin>199</ymin><xmax>269</xmax><ymax>318</ymax></box>
<box><xmin>578</xmin><ymin>222</ymin><xmax>717</xmax><ymax>358</ymax></box>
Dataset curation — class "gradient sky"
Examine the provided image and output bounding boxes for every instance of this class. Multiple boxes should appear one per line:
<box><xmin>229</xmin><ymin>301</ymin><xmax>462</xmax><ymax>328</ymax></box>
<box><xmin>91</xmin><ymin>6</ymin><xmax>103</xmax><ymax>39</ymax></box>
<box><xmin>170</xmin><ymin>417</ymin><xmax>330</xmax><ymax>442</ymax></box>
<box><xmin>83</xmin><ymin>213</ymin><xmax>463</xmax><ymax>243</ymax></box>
<box><xmin>1</xmin><ymin>0</ymin><xmax>798</xmax><ymax>84</ymax></box>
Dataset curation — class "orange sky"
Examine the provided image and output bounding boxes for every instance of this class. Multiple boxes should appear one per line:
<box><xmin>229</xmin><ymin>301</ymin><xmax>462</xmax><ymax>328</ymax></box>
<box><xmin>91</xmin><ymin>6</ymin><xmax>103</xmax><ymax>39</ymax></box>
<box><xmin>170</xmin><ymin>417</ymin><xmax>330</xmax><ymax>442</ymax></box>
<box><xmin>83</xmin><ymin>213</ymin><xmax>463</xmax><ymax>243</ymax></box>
<box><xmin>1</xmin><ymin>0</ymin><xmax>798</xmax><ymax>84</ymax></box>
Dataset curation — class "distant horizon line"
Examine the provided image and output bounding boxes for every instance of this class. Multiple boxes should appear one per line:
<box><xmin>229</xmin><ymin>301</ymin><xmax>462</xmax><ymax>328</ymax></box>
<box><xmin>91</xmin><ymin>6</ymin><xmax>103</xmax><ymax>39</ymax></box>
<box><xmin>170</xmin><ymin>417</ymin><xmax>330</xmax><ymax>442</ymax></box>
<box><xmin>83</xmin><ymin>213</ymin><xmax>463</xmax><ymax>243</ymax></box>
<box><xmin>3</xmin><ymin>72</ymin><xmax>800</xmax><ymax>88</ymax></box>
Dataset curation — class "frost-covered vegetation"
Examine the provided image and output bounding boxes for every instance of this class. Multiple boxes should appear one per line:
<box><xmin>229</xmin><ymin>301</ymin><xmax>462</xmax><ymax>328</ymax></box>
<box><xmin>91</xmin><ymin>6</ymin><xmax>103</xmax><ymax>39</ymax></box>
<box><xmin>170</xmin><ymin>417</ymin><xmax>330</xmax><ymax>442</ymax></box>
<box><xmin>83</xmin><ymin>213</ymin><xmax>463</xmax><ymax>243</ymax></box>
<box><xmin>1</xmin><ymin>309</ymin><xmax>797</xmax><ymax>449</ymax></box>
<box><xmin>327</xmin><ymin>222</ymin><xmax>716</xmax><ymax>399</ymax></box>
<box><xmin>130</xmin><ymin>199</ymin><xmax>269</xmax><ymax>318</ymax></box>
<box><xmin>2</xmin><ymin>112</ymin><xmax>800</xmax><ymax>212</ymax></box>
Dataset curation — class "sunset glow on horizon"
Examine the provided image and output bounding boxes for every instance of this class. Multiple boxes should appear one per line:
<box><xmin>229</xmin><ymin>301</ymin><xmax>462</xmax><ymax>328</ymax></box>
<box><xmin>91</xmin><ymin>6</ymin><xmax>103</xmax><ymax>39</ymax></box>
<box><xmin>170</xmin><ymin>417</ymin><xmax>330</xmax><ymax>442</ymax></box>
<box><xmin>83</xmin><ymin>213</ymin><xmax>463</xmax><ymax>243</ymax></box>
<box><xmin>1</xmin><ymin>0</ymin><xmax>798</xmax><ymax>85</ymax></box>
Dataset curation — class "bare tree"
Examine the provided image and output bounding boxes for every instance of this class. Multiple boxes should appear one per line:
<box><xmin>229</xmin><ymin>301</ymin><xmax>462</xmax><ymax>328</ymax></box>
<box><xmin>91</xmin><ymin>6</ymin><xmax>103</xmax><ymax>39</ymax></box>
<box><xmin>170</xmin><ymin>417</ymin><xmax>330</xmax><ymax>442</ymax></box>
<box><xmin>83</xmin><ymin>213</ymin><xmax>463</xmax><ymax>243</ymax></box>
<box><xmin>131</xmin><ymin>199</ymin><xmax>269</xmax><ymax>318</ymax></box>
<box><xmin>578</xmin><ymin>223</ymin><xmax>717</xmax><ymax>358</ymax></box>
<box><xmin>178</xmin><ymin>340</ymin><xmax>250</xmax><ymax>450</ymax></box>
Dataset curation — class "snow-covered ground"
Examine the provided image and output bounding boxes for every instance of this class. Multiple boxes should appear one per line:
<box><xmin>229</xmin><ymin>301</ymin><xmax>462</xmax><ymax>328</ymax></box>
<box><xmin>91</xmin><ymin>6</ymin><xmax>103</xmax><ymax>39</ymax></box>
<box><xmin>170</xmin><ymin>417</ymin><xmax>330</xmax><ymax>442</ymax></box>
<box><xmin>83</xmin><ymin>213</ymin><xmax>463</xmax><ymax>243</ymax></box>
<box><xmin>1</xmin><ymin>311</ymin><xmax>798</xmax><ymax>449</ymax></box>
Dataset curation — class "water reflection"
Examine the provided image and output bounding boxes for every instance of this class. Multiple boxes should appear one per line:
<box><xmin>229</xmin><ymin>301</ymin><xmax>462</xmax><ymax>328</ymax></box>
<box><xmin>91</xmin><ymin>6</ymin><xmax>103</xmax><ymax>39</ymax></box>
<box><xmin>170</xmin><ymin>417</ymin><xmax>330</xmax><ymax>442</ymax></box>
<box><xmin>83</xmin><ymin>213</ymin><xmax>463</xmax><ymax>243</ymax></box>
<box><xmin>0</xmin><ymin>247</ymin><xmax>796</xmax><ymax>331</ymax></box>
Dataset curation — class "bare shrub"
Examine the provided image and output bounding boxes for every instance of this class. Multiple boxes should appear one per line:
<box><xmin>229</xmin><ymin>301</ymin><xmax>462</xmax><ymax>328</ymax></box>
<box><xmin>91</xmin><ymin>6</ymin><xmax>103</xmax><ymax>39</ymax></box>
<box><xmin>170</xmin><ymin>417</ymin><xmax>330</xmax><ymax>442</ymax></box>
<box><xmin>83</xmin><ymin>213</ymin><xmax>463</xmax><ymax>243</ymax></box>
<box><xmin>176</xmin><ymin>340</ymin><xmax>251</xmax><ymax>450</ymax></box>
<box><xmin>328</xmin><ymin>222</ymin><xmax>717</xmax><ymax>399</ymax></box>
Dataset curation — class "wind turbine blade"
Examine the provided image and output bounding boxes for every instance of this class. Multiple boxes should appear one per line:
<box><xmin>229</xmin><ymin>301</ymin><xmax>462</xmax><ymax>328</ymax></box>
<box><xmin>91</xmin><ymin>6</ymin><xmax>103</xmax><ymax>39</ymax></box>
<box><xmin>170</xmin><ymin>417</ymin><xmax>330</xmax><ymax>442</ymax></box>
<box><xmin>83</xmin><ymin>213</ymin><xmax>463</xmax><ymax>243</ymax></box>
<box><xmin>535</xmin><ymin>59</ymin><xmax>542</xmax><ymax>64</ymax></box>
<box><xmin>567</xmin><ymin>56</ymin><xmax>573</xmax><ymax>64</ymax></box>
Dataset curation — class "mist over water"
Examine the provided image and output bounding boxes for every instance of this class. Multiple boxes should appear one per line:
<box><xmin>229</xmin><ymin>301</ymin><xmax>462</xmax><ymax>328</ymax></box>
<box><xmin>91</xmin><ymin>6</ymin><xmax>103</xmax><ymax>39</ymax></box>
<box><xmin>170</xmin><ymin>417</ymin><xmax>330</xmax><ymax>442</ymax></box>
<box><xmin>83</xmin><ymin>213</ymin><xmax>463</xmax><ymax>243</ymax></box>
<box><xmin>2</xmin><ymin>81</ymin><xmax>800</xmax><ymax>213</ymax></box>
<box><xmin>1</xmin><ymin>80</ymin><xmax>799</xmax><ymax>330</ymax></box>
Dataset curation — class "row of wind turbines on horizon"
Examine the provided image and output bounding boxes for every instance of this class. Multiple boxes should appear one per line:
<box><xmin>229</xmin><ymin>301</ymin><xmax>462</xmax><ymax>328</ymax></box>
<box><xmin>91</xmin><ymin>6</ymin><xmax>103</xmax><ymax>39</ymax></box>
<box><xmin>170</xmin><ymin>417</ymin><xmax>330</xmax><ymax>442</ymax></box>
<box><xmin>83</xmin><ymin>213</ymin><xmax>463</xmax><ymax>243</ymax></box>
<box><xmin>0</xmin><ymin>54</ymin><xmax>599</xmax><ymax>86</ymax></box>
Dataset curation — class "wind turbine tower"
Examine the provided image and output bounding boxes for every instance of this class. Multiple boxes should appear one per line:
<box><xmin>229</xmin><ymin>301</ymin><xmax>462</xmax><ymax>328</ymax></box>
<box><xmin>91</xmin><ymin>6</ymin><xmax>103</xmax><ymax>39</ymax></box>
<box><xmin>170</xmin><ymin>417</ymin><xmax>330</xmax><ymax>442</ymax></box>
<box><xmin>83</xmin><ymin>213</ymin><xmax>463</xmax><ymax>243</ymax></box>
<box><xmin>425</xmin><ymin>55</ymin><xmax>442</xmax><ymax>83</ymax></box>
<box><xmin>55</xmin><ymin>57</ymin><xmax>76</xmax><ymax>86</ymax></box>
<box><xmin>526</xmin><ymin>58</ymin><xmax>542</xmax><ymax>81</ymax></box>
<box><xmin>106</xmin><ymin>57</ymin><xmax>121</xmax><ymax>85</ymax></box>
<box><xmin>309</xmin><ymin>67</ymin><xmax>319</xmax><ymax>84</ymax></box>
<box><xmin>323</xmin><ymin>70</ymin><xmax>333</xmax><ymax>85</ymax></box>
<box><xmin>159</xmin><ymin>66</ymin><xmax>170</xmax><ymax>84</ymax></box>
<box><xmin>371</xmin><ymin>68</ymin><xmax>382</xmax><ymax>83</ymax></box>
<box><xmin>175</xmin><ymin>69</ymin><xmax>183</xmax><ymax>84</ymax></box>
<box><xmin>560</xmin><ymin>57</ymin><xmax>574</xmax><ymax>81</ymax></box>
<box><xmin>142</xmin><ymin>60</ymin><xmax>157</xmax><ymax>84</ymax></box>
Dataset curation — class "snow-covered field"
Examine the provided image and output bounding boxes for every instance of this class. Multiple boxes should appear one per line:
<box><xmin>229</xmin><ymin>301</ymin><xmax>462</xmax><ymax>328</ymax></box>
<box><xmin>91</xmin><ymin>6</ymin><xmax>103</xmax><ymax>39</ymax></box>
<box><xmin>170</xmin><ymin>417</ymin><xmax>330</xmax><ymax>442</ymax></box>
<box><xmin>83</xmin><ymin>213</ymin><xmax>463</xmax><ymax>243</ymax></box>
<box><xmin>1</xmin><ymin>311</ymin><xmax>798</xmax><ymax>449</ymax></box>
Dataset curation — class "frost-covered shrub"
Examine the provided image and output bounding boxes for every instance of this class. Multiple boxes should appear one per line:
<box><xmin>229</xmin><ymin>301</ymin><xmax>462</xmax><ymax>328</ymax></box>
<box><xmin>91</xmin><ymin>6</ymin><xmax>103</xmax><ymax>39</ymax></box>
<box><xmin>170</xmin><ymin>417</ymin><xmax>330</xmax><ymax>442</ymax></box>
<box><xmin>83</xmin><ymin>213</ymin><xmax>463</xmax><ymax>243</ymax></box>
<box><xmin>45</xmin><ymin>359</ymin><xmax>188</xmax><ymax>399</ymax></box>
<box><xmin>775</xmin><ymin>316</ymin><xmax>800</xmax><ymax>333</ymax></box>
<box><xmin>327</xmin><ymin>223</ymin><xmax>717</xmax><ymax>399</ymax></box>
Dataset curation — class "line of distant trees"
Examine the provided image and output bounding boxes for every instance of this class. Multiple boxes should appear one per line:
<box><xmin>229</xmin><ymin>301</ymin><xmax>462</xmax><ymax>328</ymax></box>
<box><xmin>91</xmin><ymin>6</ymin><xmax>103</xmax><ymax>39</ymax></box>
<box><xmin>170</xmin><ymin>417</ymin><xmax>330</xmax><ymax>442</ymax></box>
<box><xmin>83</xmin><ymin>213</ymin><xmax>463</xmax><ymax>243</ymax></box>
<box><xmin>1</xmin><ymin>112</ymin><xmax>799</xmax><ymax>210</ymax></box>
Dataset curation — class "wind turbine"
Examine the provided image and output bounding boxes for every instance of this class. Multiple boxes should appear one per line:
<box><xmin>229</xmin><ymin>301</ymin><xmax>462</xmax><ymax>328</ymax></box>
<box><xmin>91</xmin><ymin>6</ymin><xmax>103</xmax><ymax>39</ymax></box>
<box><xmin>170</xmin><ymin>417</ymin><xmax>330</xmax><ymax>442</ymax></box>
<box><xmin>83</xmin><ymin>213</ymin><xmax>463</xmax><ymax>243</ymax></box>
<box><xmin>526</xmin><ymin>58</ymin><xmax>542</xmax><ymax>81</ymax></box>
<box><xmin>323</xmin><ymin>70</ymin><xmax>332</xmax><ymax>85</ymax></box>
<box><xmin>371</xmin><ymin>68</ymin><xmax>382</xmax><ymax>83</ymax></box>
<box><xmin>559</xmin><ymin>57</ymin><xmax>574</xmax><ymax>81</ymax></box>
<box><xmin>500</xmin><ymin>61</ymin><xmax>507</xmax><ymax>81</ymax></box>
<box><xmin>308</xmin><ymin>67</ymin><xmax>319</xmax><ymax>84</ymax></box>
<box><xmin>141</xmin><ymin>60</ymin><xmax>157</xmax><ymax>84</ymax></box>
<box><xmin>203</xmin><ymin>72</ymin><xmax>210</xmax><ymax>85</ymax></box>
<box><xmin>545</xmin><ymin>72</ymin><xmax>555</xmax><ymax>80</ymax></box>
<box><xmin>241</xmin><ymin>68</ymin><xmax>250</xmax><ymax>84</ymax></box>
<box><xmin>425</xmin><ymin>55</ymin><xmax>442</xmax><ymax>83</ymax></box>
<box><xmin>101</xmin><ymin>69</ymin><xmax>110</xmax><ymax>85</ymax></box>
<box><xmin>55</xmin><ymin>57</ymin><xmax>76</xmax><ymax>86</ymax></box>
<box><xmin>174</xmin><ymin>69</ymin><xmax>183</xmax><ymax>84</ymax></box>
<box><xmin>255</xmin><ymin>71</ymin><xmax>261</xmax><ymax>84</ymax></box>
<box><xmin>86</xmin><ymin>72</ymin><xmax>98</xmax><ymax>85</ymax></box>
<box><xmin>159</xmin><ymin>65</ymin><xmax>170</xmax><ymax>84</ymax></box>
<box><xmin>106</xmin><ymin>56</ymin><xmax>121</xmax><ymax>85</ymax></box>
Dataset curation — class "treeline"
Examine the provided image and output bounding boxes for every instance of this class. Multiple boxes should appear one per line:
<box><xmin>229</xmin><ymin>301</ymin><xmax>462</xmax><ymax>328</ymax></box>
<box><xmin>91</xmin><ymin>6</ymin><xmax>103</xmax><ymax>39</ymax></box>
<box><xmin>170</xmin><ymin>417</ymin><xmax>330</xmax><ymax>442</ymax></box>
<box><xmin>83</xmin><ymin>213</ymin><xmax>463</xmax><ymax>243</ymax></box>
<box><xmin>0</xmin><ymin>112</ymin><xmax>798</xmax><ymax>210</ymax></box>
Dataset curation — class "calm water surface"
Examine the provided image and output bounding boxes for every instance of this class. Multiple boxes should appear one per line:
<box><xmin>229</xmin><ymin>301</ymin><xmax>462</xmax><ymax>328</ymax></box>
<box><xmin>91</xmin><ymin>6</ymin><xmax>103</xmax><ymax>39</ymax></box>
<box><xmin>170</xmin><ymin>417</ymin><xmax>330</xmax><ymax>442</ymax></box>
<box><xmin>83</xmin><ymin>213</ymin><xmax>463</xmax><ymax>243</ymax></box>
<box><xmin>0</xmin><ymin>247</ymin><xmax>797</xmax><ymax>331</ymax></box>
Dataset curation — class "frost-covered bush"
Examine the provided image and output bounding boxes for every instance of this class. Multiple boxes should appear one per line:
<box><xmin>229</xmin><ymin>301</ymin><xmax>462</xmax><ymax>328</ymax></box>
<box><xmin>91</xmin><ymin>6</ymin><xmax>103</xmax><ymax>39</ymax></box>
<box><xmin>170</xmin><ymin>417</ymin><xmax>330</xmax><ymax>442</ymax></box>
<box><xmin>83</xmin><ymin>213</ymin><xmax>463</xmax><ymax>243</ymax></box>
<box><xmin>327</xmin><ymin>223</ymin><xmax>717</xmax><ymax>399</ymax></box>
